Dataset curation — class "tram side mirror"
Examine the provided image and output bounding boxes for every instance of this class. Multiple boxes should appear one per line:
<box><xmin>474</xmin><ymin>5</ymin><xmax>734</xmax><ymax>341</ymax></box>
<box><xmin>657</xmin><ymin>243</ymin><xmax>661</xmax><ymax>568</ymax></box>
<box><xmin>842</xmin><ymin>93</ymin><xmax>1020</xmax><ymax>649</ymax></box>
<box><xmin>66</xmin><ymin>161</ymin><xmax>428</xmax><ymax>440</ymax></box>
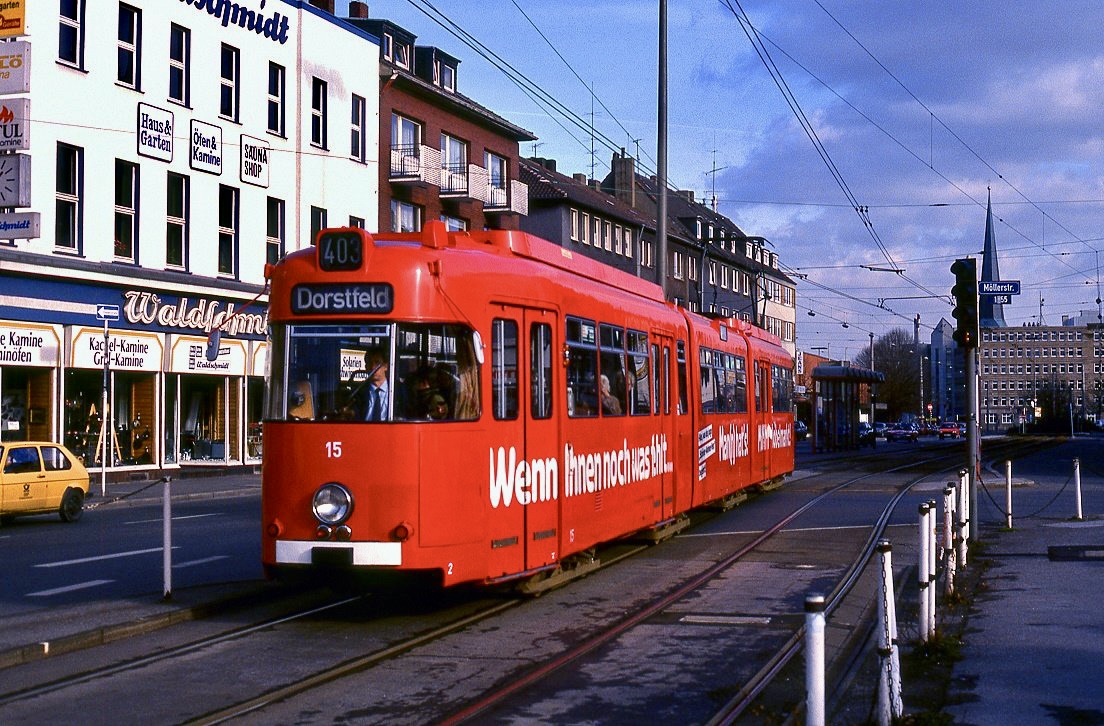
<box><xmin>205</xmin><ymin>330</ymin><xmax>222</xmax><ymax>361</ymax></box>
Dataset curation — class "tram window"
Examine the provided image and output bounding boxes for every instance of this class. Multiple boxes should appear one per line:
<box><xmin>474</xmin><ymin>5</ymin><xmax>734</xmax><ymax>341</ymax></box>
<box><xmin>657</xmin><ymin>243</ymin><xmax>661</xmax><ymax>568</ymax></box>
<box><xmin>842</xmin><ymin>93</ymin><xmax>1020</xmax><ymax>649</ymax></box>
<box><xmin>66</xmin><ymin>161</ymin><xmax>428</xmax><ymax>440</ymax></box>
<box><xmin>677</xmin><ymin>341</ymin><xmax>688</xmax><ymax>414</ymax></box>
<box><xmin>598</xmin><ymin>324</ymin><xmax>626</xmax><ymax>417</ymax></box>
<box><xmin>772</xmin><ymin>364</ymin><xmax>793</xmax><ymax>413</ymax></box>
<box><xmin>530</xmin><ymin>323</ymin><xmax>553</xmax><ymax>419</ymax></box>
<box><xmin>662</xmin><ymin>346</ymin><xmax>670</xmax><ymax>415</ymax></box>
<box><xmin>730</xmin><ymin>355</ymin><xmax>748</xmax><ymax>413</ymax></box>
<box><xmin>755</xmin><ymin>364</ymin><xmax>769</xmax><ymax>413</ymax></box>
<box><xmin>699</xmin><ymin>347</ymin><xmax>717</xmax><ymax>413</ymax></box>
<box><xmin>492</xmin><ymin>319</ymin><xmax>519</xmax><ymax>420</ymax></box>
<box><xmin>566</xmin><ymin>316</ymin><xmax>598</xmax><ymax>417</ymax></box>
<box><xmin>652</xmin><ymin>344</ymin><xmax>661</xmax><ymax>414</ymax></box>
<box><xmin>267</xmin><ymin>322</ymin><xmax>480</xmax><ymax>423</ymax></box>
<box><xmin>628</xmin><ymin>330</ymin><xmax>650</xmax><ymax>416</ymax></box>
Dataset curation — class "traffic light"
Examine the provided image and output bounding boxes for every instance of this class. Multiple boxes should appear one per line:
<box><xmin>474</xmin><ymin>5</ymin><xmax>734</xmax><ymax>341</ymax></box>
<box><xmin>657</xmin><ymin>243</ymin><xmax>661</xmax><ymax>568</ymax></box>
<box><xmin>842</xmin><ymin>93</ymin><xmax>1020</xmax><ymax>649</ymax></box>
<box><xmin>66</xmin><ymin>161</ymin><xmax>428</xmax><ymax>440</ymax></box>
<box><xmin>950</xmin><ymin>258</ymin><xmax>978</xmax><ymax>348</ymax></box>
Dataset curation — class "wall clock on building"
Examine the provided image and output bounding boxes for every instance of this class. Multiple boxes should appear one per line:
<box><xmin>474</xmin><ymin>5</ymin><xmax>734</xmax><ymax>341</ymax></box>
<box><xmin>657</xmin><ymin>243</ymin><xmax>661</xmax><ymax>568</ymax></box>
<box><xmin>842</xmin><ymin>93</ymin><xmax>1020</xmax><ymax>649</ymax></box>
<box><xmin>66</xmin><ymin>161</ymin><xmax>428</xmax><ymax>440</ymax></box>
<box><xmin>0</xmin><ymin>154</ymin><xmax>30</xmax><ymax>207</ymax></box>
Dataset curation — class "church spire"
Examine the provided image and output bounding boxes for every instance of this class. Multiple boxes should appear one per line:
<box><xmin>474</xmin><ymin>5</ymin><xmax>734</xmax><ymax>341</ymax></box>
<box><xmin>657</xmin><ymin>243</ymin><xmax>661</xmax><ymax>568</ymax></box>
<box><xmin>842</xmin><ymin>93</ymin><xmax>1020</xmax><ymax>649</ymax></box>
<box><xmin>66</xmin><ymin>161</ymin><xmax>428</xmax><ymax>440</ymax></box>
<box><xmin>979</xmin><ymin>188</ymin><xmax>1007</xmax><ymax>327</ymax></box>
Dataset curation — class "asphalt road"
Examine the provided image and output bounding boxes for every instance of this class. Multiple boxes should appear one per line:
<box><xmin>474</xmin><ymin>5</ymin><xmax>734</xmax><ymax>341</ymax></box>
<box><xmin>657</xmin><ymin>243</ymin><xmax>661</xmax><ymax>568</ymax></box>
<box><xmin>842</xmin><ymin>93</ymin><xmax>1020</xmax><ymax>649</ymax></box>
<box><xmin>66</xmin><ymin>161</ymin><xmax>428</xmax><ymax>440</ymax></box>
<box><xmin>0</xmin><ymin>492</ymin><xmax>262</xmax><ymax>615</ymax></box>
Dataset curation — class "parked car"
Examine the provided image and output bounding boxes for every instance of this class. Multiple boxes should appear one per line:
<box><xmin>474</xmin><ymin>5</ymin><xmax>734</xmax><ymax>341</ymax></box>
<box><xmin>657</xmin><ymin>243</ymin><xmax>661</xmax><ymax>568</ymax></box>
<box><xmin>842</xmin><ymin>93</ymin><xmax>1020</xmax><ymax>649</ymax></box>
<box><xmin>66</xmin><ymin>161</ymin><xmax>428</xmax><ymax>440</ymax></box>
<box><xmin>939</xmin><ymin>422</ymin><xmax>960</xmax><ymax>439</ymax></box>
<box><xmin>858</xmin><ymin>422</ymin><xmax>876</xmax><ymax>447</ymax></box>
<box><xmin>885</xmin><ymin>425</ymin><xmax>919</xmax><ymax>442</ymax></box>
<box><xmin>874</xmin><ymin>422</ymin><xmax>888</xmax><ymax>438</ymax></box>
<box><xmin>0</xmin><ymin>442</ymin><xmax>90</xmax><ymax>523</ymax></box>
<box><xmin>794</xmin><ymin>420</ymin><xmax>808</xmax><ymax>441</ymax></box>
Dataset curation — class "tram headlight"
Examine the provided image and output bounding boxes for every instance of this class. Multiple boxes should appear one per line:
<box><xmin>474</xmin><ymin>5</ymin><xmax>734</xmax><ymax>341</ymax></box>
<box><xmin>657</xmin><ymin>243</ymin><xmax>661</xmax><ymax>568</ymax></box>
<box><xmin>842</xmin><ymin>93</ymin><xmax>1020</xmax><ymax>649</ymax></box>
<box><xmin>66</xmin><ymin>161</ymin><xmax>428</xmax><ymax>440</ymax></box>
<box><xmin>312</xmin><ymin>482</ymin><xmax>354</xmax><ymax>525</ymax></box>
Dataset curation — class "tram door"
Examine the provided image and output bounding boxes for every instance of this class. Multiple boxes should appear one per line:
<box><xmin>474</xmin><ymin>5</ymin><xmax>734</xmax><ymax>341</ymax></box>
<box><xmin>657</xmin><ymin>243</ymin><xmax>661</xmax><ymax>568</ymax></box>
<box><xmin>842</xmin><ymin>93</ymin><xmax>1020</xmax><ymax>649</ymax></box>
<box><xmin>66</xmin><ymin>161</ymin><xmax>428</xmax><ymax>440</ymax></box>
<box><xmin>755</xmin><ymin>361</ymin><xmax>772</xmax><ymax>480</ymax></box>
<box><xmin>654</xmin><ymin>334</ymin><xmax>678</xmax><ymax>520</ymax></box>
<box><xmin>492</xmin><ymin>307</ymin><xmax>560</xmax><ymax>572</ymax></box>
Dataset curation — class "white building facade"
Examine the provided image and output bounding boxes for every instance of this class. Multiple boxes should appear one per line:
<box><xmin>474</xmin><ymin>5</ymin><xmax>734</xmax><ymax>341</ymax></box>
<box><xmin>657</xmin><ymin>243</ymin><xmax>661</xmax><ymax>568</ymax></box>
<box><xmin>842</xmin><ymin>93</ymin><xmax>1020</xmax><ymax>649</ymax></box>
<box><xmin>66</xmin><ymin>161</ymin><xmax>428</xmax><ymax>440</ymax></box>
<box><xmin>0</xmin><ymin>1</ymin><xmax>379</xmax><ymax>473</ymax></box>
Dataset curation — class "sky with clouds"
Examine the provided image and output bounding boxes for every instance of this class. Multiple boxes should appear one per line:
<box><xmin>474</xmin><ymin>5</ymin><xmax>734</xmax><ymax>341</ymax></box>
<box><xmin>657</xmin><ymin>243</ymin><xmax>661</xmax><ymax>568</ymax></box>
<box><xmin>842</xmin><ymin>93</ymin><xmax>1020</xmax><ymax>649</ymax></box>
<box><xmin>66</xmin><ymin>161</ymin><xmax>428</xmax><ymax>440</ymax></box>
<box><xmin>337</xmin><ymin>0</ymin><xmax>1104</xmax><ymax>361</ymax></box>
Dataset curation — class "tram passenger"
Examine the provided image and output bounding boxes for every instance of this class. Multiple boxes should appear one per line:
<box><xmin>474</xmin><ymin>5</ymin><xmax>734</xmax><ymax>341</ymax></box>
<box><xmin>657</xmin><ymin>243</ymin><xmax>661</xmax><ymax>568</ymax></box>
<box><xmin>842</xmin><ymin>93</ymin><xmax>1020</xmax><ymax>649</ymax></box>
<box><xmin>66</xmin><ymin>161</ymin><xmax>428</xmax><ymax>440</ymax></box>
<box><xmin>600</xmin><ymin>374</ymin><xmax>622</xmax><ymax>415</ymax></box>
<box><xmin>426</xmin><ymin>393</ymin><xmax>449</xmax><ymax>420</ymax></box>
<box><xmin>364</xmin><ymin>352</ymin><xmax>391</xmax><ymax>421</ymax></box>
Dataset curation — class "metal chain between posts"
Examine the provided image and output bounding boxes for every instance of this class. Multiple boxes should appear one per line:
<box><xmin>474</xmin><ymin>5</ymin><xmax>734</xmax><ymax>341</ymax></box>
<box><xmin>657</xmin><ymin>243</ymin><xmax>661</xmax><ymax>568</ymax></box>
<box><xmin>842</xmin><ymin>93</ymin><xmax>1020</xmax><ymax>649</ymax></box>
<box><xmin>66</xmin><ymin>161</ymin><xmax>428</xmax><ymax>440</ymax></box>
<box><xmin>978</xmin><ymin>471</ymin><xmax>1074</xmax><ymax>520</ymax></box>
<box><xmin>83</xmin><ymin>477</ymin><xmax>165</xmax><ymax>510</ymax></box>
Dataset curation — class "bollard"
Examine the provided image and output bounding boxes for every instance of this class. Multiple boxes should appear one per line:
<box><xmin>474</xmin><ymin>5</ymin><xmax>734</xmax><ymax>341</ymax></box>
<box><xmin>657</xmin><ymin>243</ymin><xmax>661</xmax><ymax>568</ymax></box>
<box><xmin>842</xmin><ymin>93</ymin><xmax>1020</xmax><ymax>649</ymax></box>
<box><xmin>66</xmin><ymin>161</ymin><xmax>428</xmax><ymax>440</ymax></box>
<box><xmin>943</xmin><ymin>485</ymin><xmax>956</xmax><ymax>597</ymax></box>
<box><xmin>928</xmin><ymin>499</ymin><xmax>937</xmax><ymax>636</ymax></box>
<box><xmin>163</xmin><ymin>477</ymin><xmax>173</xmax><ymax>600</ymax></box>
<box><xmin>1074</xmin><ymin>458</ymin><xmax>1083</xmax><ymax>521</ymax></box>
<box><xmin>918</xmin><ymin>503</ymin><xmax>931</xmax><ymax>642</ymax></box>
<box><xmin>1005</xmin><ymin>460</ymin><xmax>1013</xmax><ymax>529</ymax></box>
<box><xmin>875</xmin><ymin>541</ymin><xmax>903</xmax><ymax>723</ymax></box>
<box><xmin>805</xmin><ymin>594</ymin><xmax>826</xmax><ymax>726</ymax></box>
<box><xmin>957</xmin><ymin>470</ymin><xmax>969</xmax><ymax>569</ymax></box>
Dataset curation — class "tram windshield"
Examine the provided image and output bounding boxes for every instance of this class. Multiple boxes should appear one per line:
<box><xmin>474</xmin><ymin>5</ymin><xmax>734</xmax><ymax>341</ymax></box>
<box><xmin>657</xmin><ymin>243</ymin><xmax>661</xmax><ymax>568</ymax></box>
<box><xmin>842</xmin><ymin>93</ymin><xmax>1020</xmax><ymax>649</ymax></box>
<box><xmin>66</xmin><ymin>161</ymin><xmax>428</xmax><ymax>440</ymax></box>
<box><xmin>267</xmin><ymin>323</ymin><xmax>481</xmax><ymax>422</ymax></box>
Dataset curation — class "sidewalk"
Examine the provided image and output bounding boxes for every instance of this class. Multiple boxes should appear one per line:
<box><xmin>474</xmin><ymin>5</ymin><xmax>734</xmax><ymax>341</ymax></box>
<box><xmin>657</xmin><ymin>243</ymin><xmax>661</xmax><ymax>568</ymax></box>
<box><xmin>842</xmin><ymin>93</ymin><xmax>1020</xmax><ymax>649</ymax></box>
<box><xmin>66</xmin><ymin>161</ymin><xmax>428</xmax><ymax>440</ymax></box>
<box><xmin>84</xmin><ymin>469</ymin><xmax>261</xmax><ymax>509</ymax></box>
<box><xmin>943</xmin><ymin>436</ymin><xmax>1104</xmax><ymax>722</ymax></box>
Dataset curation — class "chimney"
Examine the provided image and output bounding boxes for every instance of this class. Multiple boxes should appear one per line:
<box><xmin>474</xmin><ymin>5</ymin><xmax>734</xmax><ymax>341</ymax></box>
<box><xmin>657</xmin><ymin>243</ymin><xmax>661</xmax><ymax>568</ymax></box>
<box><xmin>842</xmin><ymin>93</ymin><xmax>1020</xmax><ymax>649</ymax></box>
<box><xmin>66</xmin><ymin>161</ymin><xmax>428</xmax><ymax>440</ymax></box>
<box><xmin>348</xmin><ymin>1</ymin><xmax>369</xmax><ymax>18</ymax></box>
<box><xmin>309</xmin><ymin>0</ymin><xmax>335</xmax><ymax>13</ymax></box>
<box><xmin>612</xmin><ymin>149</ymin><xmax>636</xmax><ymax>207</ymax></box>
<box><xmin>677</xmin><ymin>190</ymin><xmax>695</xmax><ymax>202</ymax></box>
<box><xmin>572</xmin><ymin>173</ymin><xmax>587</xmax><ymax>185</ymax></box>
<box><xmin>588</xmin><ymin>179</ymin><xmax>601</xmax><ymax>191</ymax></box>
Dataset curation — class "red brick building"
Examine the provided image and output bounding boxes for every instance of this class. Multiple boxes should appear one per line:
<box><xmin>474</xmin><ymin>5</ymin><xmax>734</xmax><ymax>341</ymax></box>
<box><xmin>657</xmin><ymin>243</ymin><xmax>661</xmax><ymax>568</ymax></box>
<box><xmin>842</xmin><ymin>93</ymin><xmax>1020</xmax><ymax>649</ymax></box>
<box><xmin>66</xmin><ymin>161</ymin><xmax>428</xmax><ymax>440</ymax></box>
<box><xmin>347</xmin><ymin>3</ymin><xmax>536</xmax><ymax>233</ymax></box>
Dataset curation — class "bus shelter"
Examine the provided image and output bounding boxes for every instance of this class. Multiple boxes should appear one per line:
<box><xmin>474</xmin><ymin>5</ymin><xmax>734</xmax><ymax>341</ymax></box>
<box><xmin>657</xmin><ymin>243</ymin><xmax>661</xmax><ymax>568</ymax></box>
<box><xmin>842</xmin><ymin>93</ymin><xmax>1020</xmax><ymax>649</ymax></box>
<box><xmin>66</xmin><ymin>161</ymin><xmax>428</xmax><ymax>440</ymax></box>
<box><xmin>810</xmin><ymin>364</ymin><xmax>884</xmax><ymax>452</ymax></box>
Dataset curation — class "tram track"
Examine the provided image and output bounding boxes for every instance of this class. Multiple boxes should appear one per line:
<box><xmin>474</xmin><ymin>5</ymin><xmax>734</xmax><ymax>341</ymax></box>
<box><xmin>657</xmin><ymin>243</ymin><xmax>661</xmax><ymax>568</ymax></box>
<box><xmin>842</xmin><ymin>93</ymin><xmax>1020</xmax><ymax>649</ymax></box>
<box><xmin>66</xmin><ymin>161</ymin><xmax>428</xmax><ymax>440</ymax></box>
<box><xmin>0</xmin><ymin>437</ymin><xmax>1057</xmax><ymax>724</ymax></box>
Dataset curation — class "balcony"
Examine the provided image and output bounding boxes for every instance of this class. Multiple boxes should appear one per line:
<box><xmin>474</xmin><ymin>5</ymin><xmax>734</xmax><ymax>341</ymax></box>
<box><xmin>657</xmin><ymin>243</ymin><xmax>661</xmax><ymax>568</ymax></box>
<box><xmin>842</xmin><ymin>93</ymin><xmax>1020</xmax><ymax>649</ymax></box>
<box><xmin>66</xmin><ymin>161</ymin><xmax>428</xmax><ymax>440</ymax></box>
<box><xmin>485</xmin><ymin>179</ymin><xmax>529</xmax><ymax>215</ymax></box>
<box><xmin>389</xmin><ymin>144</ymin><xmax>440</xmax><ymax>185</ymax></box>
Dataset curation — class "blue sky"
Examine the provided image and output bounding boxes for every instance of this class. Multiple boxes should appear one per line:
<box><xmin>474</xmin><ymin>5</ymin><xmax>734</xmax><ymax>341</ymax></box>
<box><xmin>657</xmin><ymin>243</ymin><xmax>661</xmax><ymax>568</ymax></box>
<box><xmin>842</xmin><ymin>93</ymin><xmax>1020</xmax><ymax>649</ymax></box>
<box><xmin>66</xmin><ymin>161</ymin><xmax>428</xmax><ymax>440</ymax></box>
<box><xmin>338</xmin><ymin>1</ymin><xmax>1104</xmax><ymax>361</ymax></box>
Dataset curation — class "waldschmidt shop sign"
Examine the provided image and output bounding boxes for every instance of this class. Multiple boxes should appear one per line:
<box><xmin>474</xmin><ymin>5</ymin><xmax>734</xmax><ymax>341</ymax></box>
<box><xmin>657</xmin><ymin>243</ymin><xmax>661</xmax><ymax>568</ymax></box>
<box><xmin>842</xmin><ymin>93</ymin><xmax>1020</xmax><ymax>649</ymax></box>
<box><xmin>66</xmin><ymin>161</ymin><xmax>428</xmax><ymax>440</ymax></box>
<box><xmin>178</xmin><ymin>0</ymin><xmax>292</xmax><ymax>44</ymax></box>
<box><xmin>123</xmin><ymin>290</ymin><xmax>267</xmax><ymax>336</ymax></box>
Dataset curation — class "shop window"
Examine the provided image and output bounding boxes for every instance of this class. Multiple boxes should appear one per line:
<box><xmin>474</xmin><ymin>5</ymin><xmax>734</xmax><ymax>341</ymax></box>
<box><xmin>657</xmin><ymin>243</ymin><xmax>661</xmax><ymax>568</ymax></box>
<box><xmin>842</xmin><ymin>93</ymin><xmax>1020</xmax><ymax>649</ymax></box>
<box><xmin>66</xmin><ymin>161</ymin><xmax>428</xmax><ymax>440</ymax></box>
<box><xmin>2</xmin><ymin>369</ymin><xmax>54</xmax><ymax>443</ymax></box>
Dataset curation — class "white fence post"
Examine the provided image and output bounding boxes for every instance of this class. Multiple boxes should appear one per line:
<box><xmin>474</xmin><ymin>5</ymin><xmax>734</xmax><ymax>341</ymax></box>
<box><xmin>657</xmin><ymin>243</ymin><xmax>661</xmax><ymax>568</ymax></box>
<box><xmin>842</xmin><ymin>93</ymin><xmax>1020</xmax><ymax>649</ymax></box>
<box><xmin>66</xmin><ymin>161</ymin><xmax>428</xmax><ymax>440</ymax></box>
<box><xmin>918</xmin><ymin>503</ymin><xmax>931</xmax><ymax>642</ymax></box>
<box><xmin>805</xmin><ymin>593</ymin><xmax>826</xmax><ymax>726</ymax></box>
<box><xmin>1074</xmin><ymin>458</ymin><xmax>1083</xmax><ymax>520</ymax></box>
<box><xmin>875</xmin><ymin>540</ymin><xmax>903</xmax><ymax>723</ymax></box>
<box><xmin>927</xmin><ymin>499</ymin><xmax>937</xmax><ymax>636</ymax></box>
<box><xmin>957</xmin><ymin>469</ymin><xmax>969</xmax><ymax>569</ymax></box>
<box><xmin>943</xmin><ymin>484</ymin><xmax>956</xmax><ymax>597</ymax></box>
<box><xmin>162</xmin><ymin>476</ymin><xmax>173</xmax><ymax>600</ymax></box>
<box><xmin>1005</xmin><ymin>460</ymin><xmax>1013</xmax><ymax>529</ymax></box>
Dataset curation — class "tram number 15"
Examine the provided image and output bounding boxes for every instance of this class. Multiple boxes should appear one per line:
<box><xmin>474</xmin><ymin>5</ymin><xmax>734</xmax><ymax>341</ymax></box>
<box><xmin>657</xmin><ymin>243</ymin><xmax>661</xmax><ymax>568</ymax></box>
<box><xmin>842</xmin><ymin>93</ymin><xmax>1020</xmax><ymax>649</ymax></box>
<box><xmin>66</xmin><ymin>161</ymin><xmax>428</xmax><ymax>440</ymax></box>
<box><xmin>326</xmin><ymin>441</ymin><xmax>343</xmax><ymax>458</ymax></box>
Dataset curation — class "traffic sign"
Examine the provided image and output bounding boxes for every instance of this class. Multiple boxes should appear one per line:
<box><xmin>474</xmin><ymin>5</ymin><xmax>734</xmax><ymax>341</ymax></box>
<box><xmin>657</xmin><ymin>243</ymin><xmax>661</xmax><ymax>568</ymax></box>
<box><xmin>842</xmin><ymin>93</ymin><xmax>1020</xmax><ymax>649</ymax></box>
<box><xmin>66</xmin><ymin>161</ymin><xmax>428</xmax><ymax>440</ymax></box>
<box><xmin>978</xmin><ymin>280</ymin><xmax>1020</xmax><ymax>296</ymax></box>
<box><xmin>96</xmin><ymin>304</ymin><xmax>120</xmax><ymax>321</ymax></box>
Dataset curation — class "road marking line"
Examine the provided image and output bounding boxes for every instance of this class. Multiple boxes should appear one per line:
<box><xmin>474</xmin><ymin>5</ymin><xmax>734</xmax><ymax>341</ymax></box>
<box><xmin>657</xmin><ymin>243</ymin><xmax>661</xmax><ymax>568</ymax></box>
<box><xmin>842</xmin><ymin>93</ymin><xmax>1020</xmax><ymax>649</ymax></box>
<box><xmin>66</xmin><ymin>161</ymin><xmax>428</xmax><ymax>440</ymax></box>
<box><xmin>172</xmin><ymin>555</ymin><xmax>228</xmax><ymax>569</ymax></box>
<box><xmin>682</xmin><ymin>522</ymin><xmax>914</xmax><ymax>538</ymax></box>
<box><xmin>35</xmin><ymin>547</ymin><xmax>178</xmax><ymax>568</ymax></box>
<box><xmin>124</xmin><ymin>513</ymin><xmax>225</xmax><ymax>525</ymax></box>
<box><xmin>27</xmin><ymin>579</ymin><xmax>114</xmax><ymax>597</ymax></box>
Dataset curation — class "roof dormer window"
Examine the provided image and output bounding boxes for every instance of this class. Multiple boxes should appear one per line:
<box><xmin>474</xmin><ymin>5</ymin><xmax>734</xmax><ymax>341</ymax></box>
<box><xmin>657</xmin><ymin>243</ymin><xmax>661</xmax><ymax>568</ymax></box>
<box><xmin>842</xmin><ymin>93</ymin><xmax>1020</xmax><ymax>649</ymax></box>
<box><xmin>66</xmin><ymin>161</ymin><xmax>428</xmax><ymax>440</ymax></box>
<box><xmin>394</xmin><ymin>41</ymin><xmax>411</xmax><ymax>70</ymax></box>
<box><xmin>382</xmin><ymin>33</ymin><xmax>393</xmax><ymax>61</ymax></box>
<box><xmin>434</xmin><ymin>58</ymin><xmax>456</xmax><ymax>92</ymax></box>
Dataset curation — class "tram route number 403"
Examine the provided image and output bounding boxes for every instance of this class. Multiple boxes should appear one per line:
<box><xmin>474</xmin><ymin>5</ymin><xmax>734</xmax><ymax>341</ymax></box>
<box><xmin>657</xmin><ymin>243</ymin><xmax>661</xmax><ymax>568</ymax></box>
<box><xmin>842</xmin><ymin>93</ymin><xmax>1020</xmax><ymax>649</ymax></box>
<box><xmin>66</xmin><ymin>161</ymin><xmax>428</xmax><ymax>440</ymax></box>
<box><xmin>319</xmin><ymin>231</ymin><xmax>364</xmax><ymax>272</ymax></box>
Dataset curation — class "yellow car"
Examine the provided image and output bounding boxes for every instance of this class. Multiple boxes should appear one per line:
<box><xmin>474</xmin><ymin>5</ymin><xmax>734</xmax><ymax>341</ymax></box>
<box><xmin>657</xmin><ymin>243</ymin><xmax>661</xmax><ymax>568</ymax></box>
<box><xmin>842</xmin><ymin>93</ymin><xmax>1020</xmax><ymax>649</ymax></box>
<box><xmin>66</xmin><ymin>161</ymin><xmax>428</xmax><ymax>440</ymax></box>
<box><xmin>0</xmin><ymin>441</ymin><xmax>91</xmax><ymax>524</ymax></box>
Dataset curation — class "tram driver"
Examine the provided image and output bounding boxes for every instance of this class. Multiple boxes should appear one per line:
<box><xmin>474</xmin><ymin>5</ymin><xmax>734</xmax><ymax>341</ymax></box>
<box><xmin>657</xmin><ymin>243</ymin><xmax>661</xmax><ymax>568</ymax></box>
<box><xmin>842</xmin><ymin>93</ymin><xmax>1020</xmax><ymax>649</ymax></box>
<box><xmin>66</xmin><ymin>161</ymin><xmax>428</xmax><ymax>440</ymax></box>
<box><xmin>363</xmin><ymin>351</ymin><xmax>391</xmax><ymax>421</ymax></box>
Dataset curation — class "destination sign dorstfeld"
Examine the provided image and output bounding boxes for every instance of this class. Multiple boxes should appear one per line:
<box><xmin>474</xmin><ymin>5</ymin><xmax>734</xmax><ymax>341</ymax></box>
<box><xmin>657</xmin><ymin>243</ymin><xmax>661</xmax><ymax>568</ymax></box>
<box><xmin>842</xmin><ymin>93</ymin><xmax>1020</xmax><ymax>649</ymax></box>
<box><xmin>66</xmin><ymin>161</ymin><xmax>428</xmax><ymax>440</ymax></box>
<box><xmin>978</xmin><ymin>280</ymin><xmax>1021</xmax><ymax>296</ymax></box>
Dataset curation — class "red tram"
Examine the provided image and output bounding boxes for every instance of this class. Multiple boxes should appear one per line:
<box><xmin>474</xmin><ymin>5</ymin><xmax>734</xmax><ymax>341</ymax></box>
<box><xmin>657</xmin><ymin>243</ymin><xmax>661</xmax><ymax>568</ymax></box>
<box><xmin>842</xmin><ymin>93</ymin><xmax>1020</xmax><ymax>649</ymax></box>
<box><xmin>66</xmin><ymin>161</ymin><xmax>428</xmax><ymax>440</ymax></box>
<box><xmin>261</xmin><ymin>222</ymin><xmax>794</xmax><ymax>589</ymax></box>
